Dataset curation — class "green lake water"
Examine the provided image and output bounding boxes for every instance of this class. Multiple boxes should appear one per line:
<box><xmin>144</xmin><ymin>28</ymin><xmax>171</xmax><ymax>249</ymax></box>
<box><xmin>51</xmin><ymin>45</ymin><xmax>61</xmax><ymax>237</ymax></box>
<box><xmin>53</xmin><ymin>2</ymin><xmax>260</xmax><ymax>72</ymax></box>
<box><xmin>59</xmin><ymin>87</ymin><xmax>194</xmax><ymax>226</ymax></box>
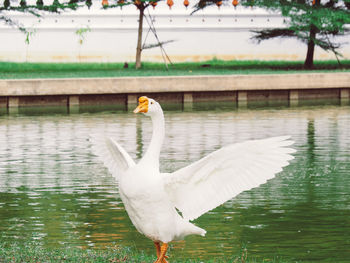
<box><xmin>0</xmin><ymin>104</ymin><xmax>349</xmax><ymax>262</ymax></box>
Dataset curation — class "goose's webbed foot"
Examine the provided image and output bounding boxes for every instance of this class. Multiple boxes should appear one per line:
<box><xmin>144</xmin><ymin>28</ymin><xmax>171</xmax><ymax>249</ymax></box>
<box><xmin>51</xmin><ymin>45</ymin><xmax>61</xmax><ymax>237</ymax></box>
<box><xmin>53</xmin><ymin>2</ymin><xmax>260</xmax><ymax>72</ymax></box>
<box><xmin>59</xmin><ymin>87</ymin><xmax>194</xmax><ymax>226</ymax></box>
<box><xmin>154</xmin><ymin>242</ymin><xmax>169</xmax><ymax>263</ymax></box>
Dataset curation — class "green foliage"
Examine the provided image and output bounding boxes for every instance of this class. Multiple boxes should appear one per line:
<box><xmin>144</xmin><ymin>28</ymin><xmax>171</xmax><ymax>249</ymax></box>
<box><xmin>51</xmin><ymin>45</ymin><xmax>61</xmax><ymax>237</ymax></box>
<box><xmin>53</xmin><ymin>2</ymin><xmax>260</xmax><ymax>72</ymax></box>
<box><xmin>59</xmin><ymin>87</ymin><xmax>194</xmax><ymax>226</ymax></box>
<box><xmin>85</xmin><ymin>0</ymin><xmax>92</xmax><ymax>8</ymax></box>
<box><xmin>0</xmin><ymin>14</ymin><xmax>26</xmax><ymax>32</ymax></box>
<box><xmin>101</xmin><ymin>0</ymin><xmax>163</xmax><ymax>10</ymax></box>
<box><xmin>238</xmin><ymin>0</ymin><xmax>350</xmax><ymax>68</ymax></box>
<box><xmin>142</xmin><ymin>40</ymin><xmax>175</xmax><ymax>50</ymax></box>
<box><xmin>19</xmin><ymin>0</ymin><xmax>27</xmax><ymax>7</ymax></box>
<box><xmin>75</xmin><ymin>26</ymin><xmax>91</xmax><ymax>45</ymax></box>
<box><xmin>195</xmin><ymin>1</ymin><xmax>349</xmax><ymax>68</ymax></box>
<box><xmin>241</xmin><ymin>0</ymin><xmax>350</xmax><ymax>53</ymax></box>
<box><xmin>0</xmin><ymin>0</ymin><xmax>88</xmax><ymax>39</ymax></box>
<box><xmin>24</xmin><ymin>29</ymin><xmax>36</xmax><ymax>45</ymax></box>
<box><xmin>0</xmin><ymin>0</ymin><xmax>86</xmax><ymax>12</ymax></box>
<box><xmin>3</xmin><ymin>0</ymin><xmax>10</xmax><ymax>9</ymax></box>
<box><xmin>36</xmin><ymin>0</ymin><xmax>43</xmax><ymax>6</ymax></box>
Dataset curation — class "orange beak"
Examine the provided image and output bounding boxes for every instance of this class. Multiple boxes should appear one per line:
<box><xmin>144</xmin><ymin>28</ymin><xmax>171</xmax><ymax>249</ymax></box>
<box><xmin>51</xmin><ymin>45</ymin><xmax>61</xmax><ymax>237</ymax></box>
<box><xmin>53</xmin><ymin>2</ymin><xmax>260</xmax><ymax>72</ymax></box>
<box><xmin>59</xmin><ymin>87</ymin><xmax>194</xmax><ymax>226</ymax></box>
<box><xmin>133</xmin><ymin>96</ymin><xmax>149</xmax><ymax>113</ymax></box>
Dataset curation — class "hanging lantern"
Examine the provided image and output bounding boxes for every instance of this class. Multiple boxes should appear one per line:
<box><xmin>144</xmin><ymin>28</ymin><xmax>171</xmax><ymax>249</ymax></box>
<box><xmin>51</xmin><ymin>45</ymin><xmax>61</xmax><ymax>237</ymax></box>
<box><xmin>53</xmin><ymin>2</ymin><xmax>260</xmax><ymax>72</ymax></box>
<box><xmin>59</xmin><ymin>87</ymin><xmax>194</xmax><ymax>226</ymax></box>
<box><xmin>232</xmin><ymin>0</ymin><xmax>238</xmax><ymax>8</ymax></box>
<box><xmin>150</xmin><ymin>1</ymin><xmax>157</xmax><ymax>9</ymax></box>
<box><xmin>167</xmin><ymin>0</ymin><xmax>174</xmax><ymax>9</ymax></box>
<box><xmin>216</xmin><ymin>0</ymin><xmax>222</xmax><ymax>8</ymax></box>
<box><xmin>102</xmin><ymin>0</ymin><xmax>108</xmax><ymax>6</ymax></box>
<box><xmin>184</xmin><ymin>0</ymin><xmax>189</xmax><ymax>8</ymax></box>
<box><xmin>134</xmin><ymin>0</ymin><xmax>141</xmax><ymax>9</ymax></box>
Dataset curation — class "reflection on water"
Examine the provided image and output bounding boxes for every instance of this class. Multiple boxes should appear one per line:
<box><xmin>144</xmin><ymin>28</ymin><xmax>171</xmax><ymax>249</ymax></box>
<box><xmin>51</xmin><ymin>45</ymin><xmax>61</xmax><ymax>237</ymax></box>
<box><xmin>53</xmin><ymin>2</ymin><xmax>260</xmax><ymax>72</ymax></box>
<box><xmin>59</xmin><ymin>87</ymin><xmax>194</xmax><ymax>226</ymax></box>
<box><xmin>0</xmin><ymin>104</ymin><xmax>350</xmax><ymax>262</ymax></box>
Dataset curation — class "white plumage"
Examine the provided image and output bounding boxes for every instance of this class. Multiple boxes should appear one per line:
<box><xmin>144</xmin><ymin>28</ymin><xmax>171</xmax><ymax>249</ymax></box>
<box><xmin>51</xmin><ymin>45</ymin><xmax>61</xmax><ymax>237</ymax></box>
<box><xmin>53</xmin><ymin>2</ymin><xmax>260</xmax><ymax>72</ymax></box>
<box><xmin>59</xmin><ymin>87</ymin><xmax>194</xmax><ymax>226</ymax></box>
<box><xmin>91</xmin><ymin>96</ymin><xmax>296</xmax><ymax>262</ymax></box>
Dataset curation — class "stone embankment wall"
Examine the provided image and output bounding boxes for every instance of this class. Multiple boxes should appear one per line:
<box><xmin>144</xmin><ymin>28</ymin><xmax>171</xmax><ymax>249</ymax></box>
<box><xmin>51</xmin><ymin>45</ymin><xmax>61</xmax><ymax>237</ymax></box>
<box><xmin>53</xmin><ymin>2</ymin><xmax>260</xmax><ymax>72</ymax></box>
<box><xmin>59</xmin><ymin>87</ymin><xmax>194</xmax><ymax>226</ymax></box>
<box><xmin>0</xmin><ymin>73</ymin><xmax>349</xmax><ymax>113</ymax></box>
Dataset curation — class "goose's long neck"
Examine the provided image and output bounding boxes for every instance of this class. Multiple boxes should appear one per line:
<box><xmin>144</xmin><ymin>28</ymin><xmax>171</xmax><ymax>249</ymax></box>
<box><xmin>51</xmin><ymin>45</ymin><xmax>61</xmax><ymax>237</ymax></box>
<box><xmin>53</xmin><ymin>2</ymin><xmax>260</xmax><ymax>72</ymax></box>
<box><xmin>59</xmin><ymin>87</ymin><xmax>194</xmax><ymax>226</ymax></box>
<box><xmin>143</xmin><ymin>110</ymin><xmax>165</xmax><ymax>168</ymax></box>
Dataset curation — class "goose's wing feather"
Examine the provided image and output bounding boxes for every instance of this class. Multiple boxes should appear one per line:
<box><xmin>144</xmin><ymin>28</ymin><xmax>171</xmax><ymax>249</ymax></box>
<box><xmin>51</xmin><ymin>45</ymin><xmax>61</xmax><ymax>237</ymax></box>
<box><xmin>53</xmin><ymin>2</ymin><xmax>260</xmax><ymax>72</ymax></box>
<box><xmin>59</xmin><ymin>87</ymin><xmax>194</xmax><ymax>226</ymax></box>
<box><xmin>91</xmin><ymin>136</ymin><xmax>135</xmax><ymax>180</ymax></box>
<box><xmin>163</xmin><ymin>136</ymin><xmax>295</xmax><ymax>221</ymax></box>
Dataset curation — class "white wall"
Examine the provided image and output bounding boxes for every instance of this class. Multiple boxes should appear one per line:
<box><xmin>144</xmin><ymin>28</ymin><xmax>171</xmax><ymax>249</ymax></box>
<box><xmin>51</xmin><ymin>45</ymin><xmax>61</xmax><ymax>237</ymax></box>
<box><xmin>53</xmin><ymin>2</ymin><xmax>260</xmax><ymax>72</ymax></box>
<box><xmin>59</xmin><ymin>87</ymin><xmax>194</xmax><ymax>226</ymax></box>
<box><xmin>0</xmin><ymin>0</ymin><xmax>349</xmax><ymax>63</ymax></box>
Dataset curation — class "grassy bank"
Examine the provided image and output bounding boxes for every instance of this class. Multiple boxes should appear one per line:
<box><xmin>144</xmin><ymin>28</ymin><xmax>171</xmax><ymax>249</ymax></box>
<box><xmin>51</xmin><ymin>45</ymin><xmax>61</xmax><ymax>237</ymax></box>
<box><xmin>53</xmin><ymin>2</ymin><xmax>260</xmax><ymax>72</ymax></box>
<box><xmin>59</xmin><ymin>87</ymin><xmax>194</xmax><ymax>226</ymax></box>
<box><xmin>0</xmin><ymin>242</ymin><xmax>291</xmax><ymax>263</ymax></box>
<box><xmin>0</xmin><ymin>60</ymin><xmax>349</xmax><ymax>79</ymax></box>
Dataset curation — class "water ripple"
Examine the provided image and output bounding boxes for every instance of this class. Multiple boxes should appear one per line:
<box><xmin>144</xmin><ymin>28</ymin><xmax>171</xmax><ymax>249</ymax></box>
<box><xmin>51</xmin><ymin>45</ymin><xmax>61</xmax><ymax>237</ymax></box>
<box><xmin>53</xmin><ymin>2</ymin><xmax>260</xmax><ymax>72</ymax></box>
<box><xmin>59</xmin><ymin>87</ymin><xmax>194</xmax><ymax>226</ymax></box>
<box><xmin>0</xmin><ymin>105</ymin><xmax>349</xmax><ymax>261</ymax></box>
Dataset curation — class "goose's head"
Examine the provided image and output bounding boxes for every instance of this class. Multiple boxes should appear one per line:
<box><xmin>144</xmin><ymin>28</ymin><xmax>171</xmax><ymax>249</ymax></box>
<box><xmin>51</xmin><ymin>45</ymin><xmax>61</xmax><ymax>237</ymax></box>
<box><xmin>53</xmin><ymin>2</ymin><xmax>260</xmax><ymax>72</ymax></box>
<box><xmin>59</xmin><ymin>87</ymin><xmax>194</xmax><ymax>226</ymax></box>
<box><xmin>133</xmin><ymin>96</ymin><xmax>162</xmax><ymax>116</ymax></box>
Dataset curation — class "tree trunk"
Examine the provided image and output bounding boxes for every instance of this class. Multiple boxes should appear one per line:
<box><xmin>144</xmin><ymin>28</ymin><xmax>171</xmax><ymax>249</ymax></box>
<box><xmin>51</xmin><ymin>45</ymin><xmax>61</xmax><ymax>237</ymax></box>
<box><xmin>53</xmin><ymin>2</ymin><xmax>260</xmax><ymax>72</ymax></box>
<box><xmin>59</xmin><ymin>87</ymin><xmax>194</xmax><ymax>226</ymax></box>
<box><xmin>304</xmin><ymin>25</ymin><xmax>316</xmax><ymax>69</ymax></box>
<box><xmin>135</xmin><ymin>4</ymin><xmax>144</xmax><ymax>69</ymax></box>
<box><xmin>304</xmin><ymin>0</ymin><xmax>320</xmax><ymax>69</ymax></box>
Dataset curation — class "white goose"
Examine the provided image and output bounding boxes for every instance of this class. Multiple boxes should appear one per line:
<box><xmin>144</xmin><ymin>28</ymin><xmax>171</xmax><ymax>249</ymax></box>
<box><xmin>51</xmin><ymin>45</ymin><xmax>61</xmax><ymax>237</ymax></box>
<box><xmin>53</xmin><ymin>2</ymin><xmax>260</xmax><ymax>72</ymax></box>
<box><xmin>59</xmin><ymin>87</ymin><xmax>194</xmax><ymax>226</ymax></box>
<box><xmin>92</xmin><ymin>96</ymin><xmax>295</xmax><ymax>263</ymax></box>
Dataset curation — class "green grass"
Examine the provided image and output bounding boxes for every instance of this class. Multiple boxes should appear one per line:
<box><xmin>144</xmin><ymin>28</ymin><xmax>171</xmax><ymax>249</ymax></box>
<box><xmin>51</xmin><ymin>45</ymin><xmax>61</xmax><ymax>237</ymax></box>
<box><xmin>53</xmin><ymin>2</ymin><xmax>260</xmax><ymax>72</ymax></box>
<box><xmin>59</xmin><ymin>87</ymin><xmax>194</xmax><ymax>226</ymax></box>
<box><xmin>0</xmin><ymin>242</ymin><xmax>292</xmax><ymax>263</ymax></box>
<box><xmin>0</xmin><ymin>59</ymin><xmax>349</xmax><ymax>79</ymax></box>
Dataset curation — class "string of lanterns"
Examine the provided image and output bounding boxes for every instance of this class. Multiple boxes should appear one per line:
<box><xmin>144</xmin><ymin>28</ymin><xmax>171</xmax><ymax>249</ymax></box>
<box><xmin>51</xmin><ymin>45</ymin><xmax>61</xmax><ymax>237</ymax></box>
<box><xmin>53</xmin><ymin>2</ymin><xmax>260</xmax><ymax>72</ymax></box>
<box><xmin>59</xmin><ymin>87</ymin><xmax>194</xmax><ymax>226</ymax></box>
<box><xmin>101</xmin><ymin>0</ymin><xmax>242</xmax><ymax>9</ymax></box>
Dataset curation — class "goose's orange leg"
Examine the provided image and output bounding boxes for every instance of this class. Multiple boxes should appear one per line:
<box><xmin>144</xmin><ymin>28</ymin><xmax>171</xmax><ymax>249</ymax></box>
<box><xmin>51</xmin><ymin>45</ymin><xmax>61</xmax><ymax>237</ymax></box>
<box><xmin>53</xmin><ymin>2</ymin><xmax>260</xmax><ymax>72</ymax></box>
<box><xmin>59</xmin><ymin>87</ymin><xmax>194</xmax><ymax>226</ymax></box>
<box><xmin>153</xmin><ymin>242</ymin><xmax>169</xmax><ymax>263</ymax></box>
<box><xmin>154</xmin><ymin>242</ymin><xmax>161</xmax><ymax>258</ymax></box>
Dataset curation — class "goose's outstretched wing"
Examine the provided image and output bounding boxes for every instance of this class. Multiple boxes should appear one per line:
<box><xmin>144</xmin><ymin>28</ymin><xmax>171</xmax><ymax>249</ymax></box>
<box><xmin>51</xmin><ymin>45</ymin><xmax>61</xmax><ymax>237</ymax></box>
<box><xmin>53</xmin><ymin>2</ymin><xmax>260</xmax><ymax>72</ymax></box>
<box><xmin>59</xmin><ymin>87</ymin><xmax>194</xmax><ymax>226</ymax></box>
<box><xmin>163</xmin><ymin>136</ymin><xmax>295</xmax><ymax>221</ymax></box>
<box><xmin>91</xmin><ymin>136</ymin><xmax>135</xmax><ymax>180</ymax></box>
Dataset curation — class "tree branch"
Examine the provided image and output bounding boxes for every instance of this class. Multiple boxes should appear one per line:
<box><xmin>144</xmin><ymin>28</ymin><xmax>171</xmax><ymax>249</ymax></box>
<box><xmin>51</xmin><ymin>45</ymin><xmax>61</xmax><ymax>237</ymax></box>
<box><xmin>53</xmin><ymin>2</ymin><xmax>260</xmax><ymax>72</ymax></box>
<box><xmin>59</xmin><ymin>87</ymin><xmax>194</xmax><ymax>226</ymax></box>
<box><xmin>251</xmin><ymin>28</ymin><xmax>296</xmax><ymax>43</ymax></box>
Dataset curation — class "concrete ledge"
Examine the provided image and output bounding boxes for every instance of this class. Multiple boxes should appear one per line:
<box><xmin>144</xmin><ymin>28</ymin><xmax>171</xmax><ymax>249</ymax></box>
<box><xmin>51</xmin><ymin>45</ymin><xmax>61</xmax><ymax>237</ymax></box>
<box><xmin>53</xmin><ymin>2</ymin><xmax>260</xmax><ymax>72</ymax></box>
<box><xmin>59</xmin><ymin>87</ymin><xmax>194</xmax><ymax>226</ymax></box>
<box><xmin>0</xmin><ymin>73</ymin><xmax>349</xmax><ymax>111</ymax></box>
<box><xmin>0</xmin><ymin>72</ymin><xmax>349</xmax><ymax>96</ymax></box>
